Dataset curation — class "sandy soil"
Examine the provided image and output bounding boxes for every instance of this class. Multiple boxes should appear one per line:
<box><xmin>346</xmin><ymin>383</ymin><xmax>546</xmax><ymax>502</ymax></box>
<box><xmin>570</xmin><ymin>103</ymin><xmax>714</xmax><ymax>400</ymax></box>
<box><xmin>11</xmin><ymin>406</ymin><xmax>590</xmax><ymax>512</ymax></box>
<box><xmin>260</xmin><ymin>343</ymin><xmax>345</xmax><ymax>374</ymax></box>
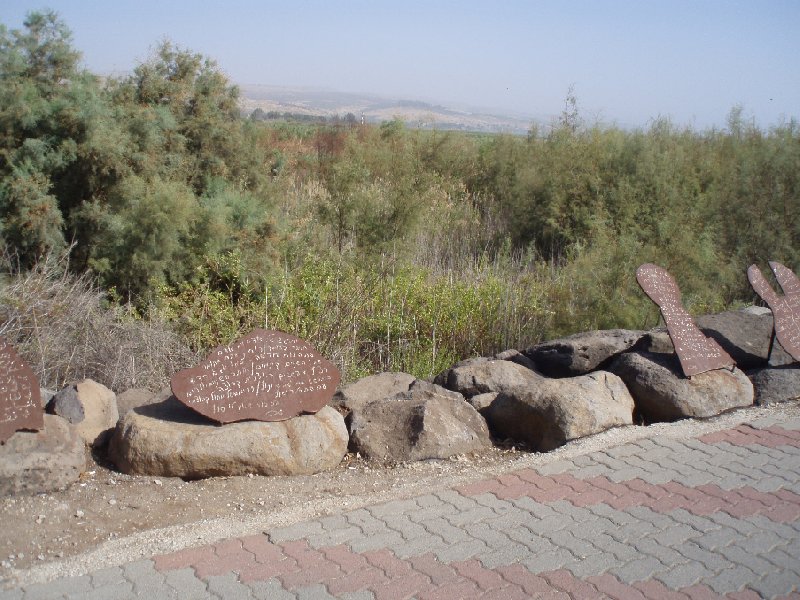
<box><xmin>2</xmin><ymin>401</ymin><xmax>798</xmax><ymax>588</ymax></box>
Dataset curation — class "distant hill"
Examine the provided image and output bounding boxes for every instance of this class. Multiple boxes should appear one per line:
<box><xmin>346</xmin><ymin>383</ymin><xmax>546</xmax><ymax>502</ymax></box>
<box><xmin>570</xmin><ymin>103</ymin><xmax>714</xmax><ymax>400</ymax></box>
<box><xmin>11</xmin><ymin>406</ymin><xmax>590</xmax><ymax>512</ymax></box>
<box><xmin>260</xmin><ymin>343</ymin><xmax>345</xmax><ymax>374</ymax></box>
<box><xmin>238</xmin><ymin>85</ymin><xmax>536</xmax><ymax>135</ymax></box>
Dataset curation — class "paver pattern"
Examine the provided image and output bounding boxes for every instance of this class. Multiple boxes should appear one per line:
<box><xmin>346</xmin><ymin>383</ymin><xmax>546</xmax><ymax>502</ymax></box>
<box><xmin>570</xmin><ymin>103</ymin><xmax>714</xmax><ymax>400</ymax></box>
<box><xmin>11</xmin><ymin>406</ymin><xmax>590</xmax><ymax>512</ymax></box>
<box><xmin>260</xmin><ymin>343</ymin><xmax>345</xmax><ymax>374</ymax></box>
<box><xmin>3</xmin><ymin>413</ymin><xmax>800</xmax><ymax>599</ymax></box>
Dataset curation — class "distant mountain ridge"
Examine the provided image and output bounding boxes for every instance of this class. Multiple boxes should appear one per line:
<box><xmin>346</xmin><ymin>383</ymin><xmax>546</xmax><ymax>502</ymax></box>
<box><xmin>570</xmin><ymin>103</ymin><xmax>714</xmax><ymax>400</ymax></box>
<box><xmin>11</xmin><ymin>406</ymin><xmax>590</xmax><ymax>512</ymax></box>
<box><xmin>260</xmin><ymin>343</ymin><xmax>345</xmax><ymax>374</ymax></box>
<box><xmin>238</xmin><ymin>84</ymin><xmax>536</xmax><ymax>134</ymax></box>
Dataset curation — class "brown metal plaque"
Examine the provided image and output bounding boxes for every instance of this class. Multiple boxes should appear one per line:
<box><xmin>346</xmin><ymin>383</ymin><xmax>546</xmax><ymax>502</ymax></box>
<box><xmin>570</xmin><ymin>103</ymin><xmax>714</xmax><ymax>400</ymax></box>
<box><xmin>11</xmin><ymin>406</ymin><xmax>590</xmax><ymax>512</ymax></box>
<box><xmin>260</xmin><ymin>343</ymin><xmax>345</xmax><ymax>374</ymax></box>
<box><xmin>171</xmin><ymin>329</ymin><xmax>341</xmax><ymax>423</ymax></box>
<box><xmin>747</xmin><ymin>262</ymin><xmax>800</xmax><ymax>362</ymax></box>
<box><xmin>0</xmin><ymin>337</ymin><xmax>43</xmax><ymax>443</ymax></box>
<box><xmin>636</xmin><ymin>264</ymin><xmax>735</xmax><ymax>377</ymax></box>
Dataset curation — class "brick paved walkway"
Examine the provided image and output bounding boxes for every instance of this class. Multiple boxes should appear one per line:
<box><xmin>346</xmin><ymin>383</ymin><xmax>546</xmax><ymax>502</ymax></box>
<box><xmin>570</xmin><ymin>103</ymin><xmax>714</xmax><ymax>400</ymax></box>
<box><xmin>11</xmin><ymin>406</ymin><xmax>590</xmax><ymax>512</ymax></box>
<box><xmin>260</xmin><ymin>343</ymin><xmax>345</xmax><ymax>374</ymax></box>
<box><xmin>3</xmin><ymin>412</ymin><xmax>799</xmax><ymax>599</ymax></box>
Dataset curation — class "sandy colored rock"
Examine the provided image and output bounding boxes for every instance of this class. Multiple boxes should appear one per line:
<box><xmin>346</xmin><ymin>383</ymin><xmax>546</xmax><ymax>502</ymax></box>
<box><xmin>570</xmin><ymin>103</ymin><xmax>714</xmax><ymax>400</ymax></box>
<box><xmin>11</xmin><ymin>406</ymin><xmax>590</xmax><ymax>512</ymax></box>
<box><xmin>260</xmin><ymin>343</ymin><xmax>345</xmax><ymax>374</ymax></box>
<box><xmin>434</xmin><ymin>359</ymin><xmax>542</xmax><ymax>398</ymax></box>
<box><xmin>0</xmin><ymin>414</ymin><xmax>85</xmax><ymax>495</ymax></box>
<box><xmin>349</xmin><ymin>387</ymin><xmax>491</xmax><ymax>462</ymax></box>
<box><xmin>48</xmin><ymin>379</ymin><xmax>118</xmax><ymax>447</ymax></box>
<box><xmin>109</xmin><ymin>397</ymin><xmax>348</xmax><ymax>478</ymax></box>
<box><xmin>116</xmin><ymin>387</ymin><xmax>164</xmax><ymax>417</ymax></box>
<box><xmin>486</xmin><ymin>371</ymin><xmax>634</xmax><ymax>451</ymax></box>
<box><xmin>330</xmin><ymin>372</ymin><xmax>416</xmax><ymax>416</ymax></box>
<box><xmin>610</xmin><ymin>351</ymin><xmax>754</xmax><ymax>422</ymax></box>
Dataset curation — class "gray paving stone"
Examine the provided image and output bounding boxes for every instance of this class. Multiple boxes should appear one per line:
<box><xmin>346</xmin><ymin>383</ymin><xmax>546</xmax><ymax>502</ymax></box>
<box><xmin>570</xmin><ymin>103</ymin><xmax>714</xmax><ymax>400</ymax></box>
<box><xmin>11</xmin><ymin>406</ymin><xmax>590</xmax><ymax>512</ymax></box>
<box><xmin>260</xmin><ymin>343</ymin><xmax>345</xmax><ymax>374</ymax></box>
<box><xmin>589</xmin><ymin>534</ymin><xmax>640</xmax><ymax>563</ymax></box>
<box><xmin>608</xmin><ymin>555</ymin><xmax>668</xmax><ymax>583</ymax></box>
<box><xmin>508</xmin><ymin>496</ymin><xmax>560</xmax><ymax>519</ymax></box>
<box><xmin>748</xmin><ymin>567</ymin><xmax>799</xmax><ymax>598</ymax></box>
<box><xmin>390</xmin><ymin>535</ymin><xmax>449</xmax><ymax>559</ymax></box>
<box><xmin>477</xmin><ymin>542</ymin><xmax>541</xmax><ymax>569</ymax></box>
<box><xmin>718</xmin><ymin>545</ymin><xmax>779</xmax><ymax>578</ymax></box>
<box><xmin>522</xmin><ymin>547</ymin><xmax>578</xmax><ymax>574</ymax></box>
<box><xmin>382</xmin><ymin>514</ymin><xmax>430</xmax><ymax>540</ymax></box>
<box><xmin>0</xmin><ymin>589</ymin><xmax>22</xmax><ymax>600</ymax></box>
<box><xmin>564</xmin><ymin>552</ymin><xmax>619</xmax><ymax>578</ymax></box>
<box><xmin>295</xmin><ymin>584</ymin><xmax>337</xmax><ymax>600</ymax></box>
<box><xmin>534</xmin><ymin>459</ymin><xmax>576</xmax><ymax>476</ymax></box>
<box><xmin>586</xmin><ymin>502</ymin><xmax>640</xmax><ymax>527</ymax></box>
<box><xmin>163</xmin><ymin>568</ymin><xmax>209</xmax><ymax>599</ymax></box>
<box><xmin>464</xmin><ymin>522</ymin><xmax>519</xmax><ymax>551</ymax></box>
<box><xmin>247</xmin><ymin>579</ymin><xmax>296</xmax><ymax>600</ymax></box>
<box><xmin>69</xmin><ymin>581</ymin><xmax>134</xmax><ymax>600</ymax></box>
<box><xmin>21</xmin><ymin>576</ymin><xmax>92</xmax><ymax>600</ymax></box>
<box><xmin>346</xmin><ymin>530</ymin><xmax>404</xmax><ymax>553</ymax></box>
<box><xmin>471</xmin><ymin>493</ymin><xmax>513</xmax><ymax>512</ymax></box>
<box><xmin>443</xmin><ymin>505</ymin><xmax>498</xmax><ymax>527</ymax></box>
<box><xmin>548</xmin><ymin>530</ymin><xmax>602</xmax><ymax>558</ymax></box>
<box><xmin>269</xmin><ymin>520</ymin><xmax>326</xmax><ymax>543</ymax></box>
<box><xmin>650</xmin><ymin>522</ymin><xmax>703</xmax><ymax>547</ymax></box>
<box><xmin>88</xmin><ymin>567</ymin><xmax>126</xmax><ymax>589</ymax></box>
<box><xmin>345</xmin><ymin>509</ymin><xmax>387</xmax><ymax>534</ymax></box>
<box><xmin>678</xmin><ymin>542</ymin><xmax>734</xmax><ymax>574</ymax></box>
<box><xmin>434</xmin><ymin>489</ymin><xmax>481</xmax><ymax>512</ymax></box>
<box><xmin>748</xmin><ymin>515</ymin><xmax>798</xmax><ymax>542</ymax></box>
<box><xmin>631</xmin><ymin>537</ymin><xmax>689</xmax><ymax>566</ymax></box>
<box><xmin>738</xmin><ymin>530</ymin><xmax>785</xmax><ymax>555</ymax></box>
<box><xmin>420</xmin><ymin>519</ymin><xmax>473</xmax><ymax>545</ymax></box>
<box><xmin>668</xmin><ymin>508</ymin><xmax>723</xmax><ymax>534</ymax></box>
<box><xmin>705</xmin><ymin>565</ymin><xmax>759</xmax><ymax>595</ymax></box>
<box><xmin>432</xmin><ymin>538</ymin><xmax>489</xmax><ymax>563</ymax></box>
<box><xmin>206</xmin><ymin>573</ymin><xmax>254</xmax><ymax>599</ymax></box>
<box><xmin>655</xmin><ymin>560</ymin><xmax>714</xmax><ymax>590</ymax></box>
<box><xmin>364</xmin><ymin>498</ymin><xmax>420</xmax><ymax>518</ymax></box>
<box><xmin>307</xmin><ymin>525</ymin><xmax>365</xmax><ymax>549</ymax></box>
<box><xmin>694</xmin><ymin>526</ymin><xmax>741</xmax><ymax>551</ymax></box>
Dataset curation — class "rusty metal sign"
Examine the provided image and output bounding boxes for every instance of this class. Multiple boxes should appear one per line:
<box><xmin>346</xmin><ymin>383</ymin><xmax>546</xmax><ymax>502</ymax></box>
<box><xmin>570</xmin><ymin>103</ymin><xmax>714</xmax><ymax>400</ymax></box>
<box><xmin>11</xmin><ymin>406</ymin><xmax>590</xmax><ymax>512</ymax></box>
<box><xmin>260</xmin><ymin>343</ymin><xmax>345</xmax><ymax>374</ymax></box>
<box><xmin>171</xmin><ymin>329</ymin><xmax>340</xmax><ymax>424</ymax></box>
<box><xmin>748</xmin><ymin>261</ymin><xmax>800</xmax><ymax>362</ymax></box>
<box><xmin>0</xmin><ymin>337</ymin><xmax>43</xmax><ymax>443</ymax></box>
<box><xmin>636</xmin><ymin>264</ymin><xmax>735</xmax><ymax>377</ymax></box>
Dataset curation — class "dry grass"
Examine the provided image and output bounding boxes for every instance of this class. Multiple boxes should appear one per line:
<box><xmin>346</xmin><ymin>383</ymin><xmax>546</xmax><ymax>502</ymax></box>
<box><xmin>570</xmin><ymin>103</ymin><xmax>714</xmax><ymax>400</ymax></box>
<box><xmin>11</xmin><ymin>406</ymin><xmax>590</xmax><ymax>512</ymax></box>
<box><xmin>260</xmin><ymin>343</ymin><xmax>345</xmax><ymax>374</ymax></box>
<box><xmin>0</xmin><ymin>250</ymin><xmax>196</xmax><ymax>392</ymax></box>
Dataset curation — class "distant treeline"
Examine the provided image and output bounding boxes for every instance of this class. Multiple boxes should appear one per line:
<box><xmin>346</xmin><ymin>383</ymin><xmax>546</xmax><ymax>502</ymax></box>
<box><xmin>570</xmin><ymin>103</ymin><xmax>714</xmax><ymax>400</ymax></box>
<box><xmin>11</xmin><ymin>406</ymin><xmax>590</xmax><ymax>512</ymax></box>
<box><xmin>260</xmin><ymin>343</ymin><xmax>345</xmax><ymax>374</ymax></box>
<box><xmin>2</xmin><ymin>11</ymin><xmax>798</xmax><ymax>382</ymax></box>
<box><xmin>249</xmin><ymin>107</ymin><xmax>359</xmax><ymax>126</ymax></box>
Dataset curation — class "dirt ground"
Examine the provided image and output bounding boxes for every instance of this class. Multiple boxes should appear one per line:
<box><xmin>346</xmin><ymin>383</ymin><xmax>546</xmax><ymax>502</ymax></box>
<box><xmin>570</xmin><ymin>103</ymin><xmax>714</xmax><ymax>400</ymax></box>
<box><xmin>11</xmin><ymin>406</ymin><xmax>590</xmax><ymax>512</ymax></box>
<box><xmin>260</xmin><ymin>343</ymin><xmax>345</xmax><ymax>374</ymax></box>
<box><xmin>3</xmin><ymin>401</ymin><xmax>798</xmax><ymax>588</ymax></box>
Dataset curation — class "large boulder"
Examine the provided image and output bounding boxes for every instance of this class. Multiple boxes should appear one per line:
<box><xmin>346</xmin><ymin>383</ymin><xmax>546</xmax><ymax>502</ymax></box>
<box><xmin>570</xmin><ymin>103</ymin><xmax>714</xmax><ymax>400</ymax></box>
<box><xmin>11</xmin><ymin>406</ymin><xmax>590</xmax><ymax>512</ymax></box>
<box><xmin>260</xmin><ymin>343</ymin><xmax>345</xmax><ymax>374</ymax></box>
<box><xmin>696</xmin><ymin>308</ymin><xmax>793</xmax><ymax>369</ymax></box>
<box><xmin>109</xmin><ymin>397</ymin><xmax>348</xmax><ymax>478</ymax></box>
<box><xmin>523</xmin><ymin>329</ymin><xmax>645</xmax><ymax>377</ymax></box>
<box><xmin>610</xmin><ymin>351</ymin><xmax>754</xmax><ymax>422</ymax></box>
<box><xmin>748</xmin><ymin>365</ymin><xmax>800</xmax><ymax>406</ymax></box>
<box><xmin>0</xmin><ymin>414</ymin><xmax>86</xmax><ymax>495</ymax></box>
<box><xmin>486</xmin><ymin>371</ymin><xmax>634</xmax><ymax>452</ymax></box>
<box><xmin>46</xmin><ymin>379</ymin><xmax>119</xmax><ymax>447</ymax></box>
<box><xmin>433</xmin><ymin>359</ymin><xmax>542</xmax><ymax>398</ymax></box>
<box><xmin>330</xmin><ymin>372</ymin><xmax>415</xmax><ymax>417</ymax></box>
<box><xmin>116</xmin><ymin>387</ymin><xmax>165</xmax><ymax>418</ymax></box>
<box><xmin>349</xmin><ymin>386</ymin><xmax>491</xmax><ymax>462</ymax></box>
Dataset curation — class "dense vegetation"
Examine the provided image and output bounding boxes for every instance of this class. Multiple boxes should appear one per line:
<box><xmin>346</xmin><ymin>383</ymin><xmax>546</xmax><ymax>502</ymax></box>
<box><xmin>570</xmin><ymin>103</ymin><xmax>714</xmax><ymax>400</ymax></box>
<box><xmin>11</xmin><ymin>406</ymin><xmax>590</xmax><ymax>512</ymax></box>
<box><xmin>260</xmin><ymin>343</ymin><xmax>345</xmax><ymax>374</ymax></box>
<box><xmin>2</xmin><ymin>12</ymin><xmax>798</xmax><ymax>387</ymax></box>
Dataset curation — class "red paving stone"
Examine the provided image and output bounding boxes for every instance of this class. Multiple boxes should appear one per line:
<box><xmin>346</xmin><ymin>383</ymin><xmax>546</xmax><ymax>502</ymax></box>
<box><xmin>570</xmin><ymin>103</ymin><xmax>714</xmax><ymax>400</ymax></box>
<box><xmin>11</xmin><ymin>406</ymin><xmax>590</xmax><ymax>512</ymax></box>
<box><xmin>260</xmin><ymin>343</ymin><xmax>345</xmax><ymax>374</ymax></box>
<box><xmin>458</xmin><ymin>470</ymin><xmax>800</xmax><ymax>522</ymax></box>
<box><xmin>699</xmin><ymin>425</ymin><xmax>800</xmax><ymax>448</ymax></box>
<box><xmin>452</xmin><ymin>558</ymin><xmax>507</xmax><ymax>591</ymax></box>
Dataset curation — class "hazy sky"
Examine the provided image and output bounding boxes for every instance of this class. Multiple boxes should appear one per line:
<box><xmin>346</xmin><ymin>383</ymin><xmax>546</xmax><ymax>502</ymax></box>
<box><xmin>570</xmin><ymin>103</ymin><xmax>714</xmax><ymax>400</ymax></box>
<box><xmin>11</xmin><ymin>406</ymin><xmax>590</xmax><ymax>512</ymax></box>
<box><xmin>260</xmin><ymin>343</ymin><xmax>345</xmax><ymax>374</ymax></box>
<box><xmin>1</xmin><ymin>0</ymin><xmax>798</xmax><ymax>129</ymax></box>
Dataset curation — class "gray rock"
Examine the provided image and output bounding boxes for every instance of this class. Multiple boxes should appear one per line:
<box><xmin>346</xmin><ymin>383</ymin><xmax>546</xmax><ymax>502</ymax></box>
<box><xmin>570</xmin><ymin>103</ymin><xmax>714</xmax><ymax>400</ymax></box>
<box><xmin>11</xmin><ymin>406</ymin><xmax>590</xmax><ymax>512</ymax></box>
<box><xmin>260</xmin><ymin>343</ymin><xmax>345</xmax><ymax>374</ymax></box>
<box><xmin>633</xmin><ymin>329</ymin><xmax>675</xmax><ymax>354</ymax></box>
<box><xmin>116</xmin><ymin>387</ymin><xmax>165</xmax><ymax>418</ymax></box>
<box><xmin>0</xmin><ymin>414</ymin><xmax>86</xmax><ymax>495</ymax></box>
<box><xmin>330</xmin><ymin>372</ymin><xmax>415</xmax><ymax>416</ymax></box>
<box><xmin>433</xmin><ymin>359</ymin><xmax>542</xmax><ymax>398</ymax></box>
<box><xmin>523</xmin><ymin>329</ymin><xmax>645</xmax><ymax>377</ymax></box>
<box><xmin>349</xmin><ymin>387</ymin><xmax>491</xmax><ymax>462</ymax></box>
<box><xmin>109</xmin><ymin>398</ymin><xmax>348</xmax><ymax>478</ymax></box>
<box><xmin>468</xmin><ymin>392</ymin><xmax>499</xmax><ymax>415</ymax></box>
<box><xmin>46</xmin><ymin>385</ymin><xmax>84</xmax><ymax>423</ymax></box>
<box><xmin>408</xmin><ymin>379</ymin><xmax>464</xmax><ymax>400</ymax></box>
<box><xmin>696</xmin><ymin>308</ymin><xmax>793</xmax><ymax>369</ymax></box>
<box><xmin>486</xmin><ymin>371</ymin><xmax>634</xmax><ymax>452</ymax></box>
<box><xmin>494</xmin><ymin>349</ymin><xmax>538</xmax><ymax>371</ymax></box>
<box><xmin>748</xmin><ymin>366</ymin><xmax>800</xmax><ymax>406</ymax></box>
<box><xmin>39</xmin><ymin>388</ymin><xmax>56</xmax><ymax>407</ymax></box>
<box><xmin>610</xmin><ymin>351</ymin><xmax>754</xmax><ymax>422</ymax></box>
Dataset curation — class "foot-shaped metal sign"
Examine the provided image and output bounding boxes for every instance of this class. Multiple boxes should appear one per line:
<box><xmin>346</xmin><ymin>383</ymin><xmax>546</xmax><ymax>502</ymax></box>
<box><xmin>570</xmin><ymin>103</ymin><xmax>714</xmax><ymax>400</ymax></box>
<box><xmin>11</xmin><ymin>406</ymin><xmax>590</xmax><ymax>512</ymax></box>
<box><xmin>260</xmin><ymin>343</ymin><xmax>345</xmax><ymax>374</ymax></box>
<box><xmin>636</xmin><ymin>264</ymin><xmax>735</xmax><ymax>377</ymax></box>
<box><xmin>747</xmin><ymin>261</ymin><xmax>800</xmax><ymax>362</ymax></box>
